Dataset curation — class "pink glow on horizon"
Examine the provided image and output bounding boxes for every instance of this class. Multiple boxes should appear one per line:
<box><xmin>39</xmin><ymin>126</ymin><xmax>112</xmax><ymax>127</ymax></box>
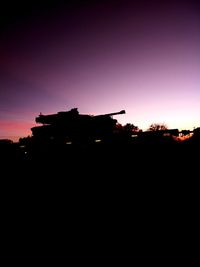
<box><xmin>0</xmin><ymin>120</ymin><xmax>35</xmax><ymax>141</ymax></box>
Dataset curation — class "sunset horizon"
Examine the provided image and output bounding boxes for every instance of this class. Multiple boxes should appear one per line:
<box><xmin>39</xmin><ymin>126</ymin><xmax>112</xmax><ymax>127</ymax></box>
<box><xmin>0</xmin><ymin>105</ymin><xmax>199</xmax><ymax>143</ymax></box>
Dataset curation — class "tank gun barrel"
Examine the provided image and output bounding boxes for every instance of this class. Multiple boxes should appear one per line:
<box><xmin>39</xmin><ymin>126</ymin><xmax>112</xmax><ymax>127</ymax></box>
<box><xmin>96</xmin><ymin>110</ymin><xmax>126</xmax><ymax>117</ymax></box>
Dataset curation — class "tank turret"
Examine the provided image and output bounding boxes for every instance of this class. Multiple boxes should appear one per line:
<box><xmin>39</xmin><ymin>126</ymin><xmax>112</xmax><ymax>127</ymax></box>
<box><xmin>35</xmin><ymin>108</ymin><xmax>79</xmax><ymax>124</ymax></box>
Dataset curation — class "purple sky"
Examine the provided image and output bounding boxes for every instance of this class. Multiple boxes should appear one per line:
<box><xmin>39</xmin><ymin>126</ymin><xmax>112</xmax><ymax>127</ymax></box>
<box><xmin>0</xmin><ymin>0</ymin><xmax>200</xmax><ymax>141</ymax></box>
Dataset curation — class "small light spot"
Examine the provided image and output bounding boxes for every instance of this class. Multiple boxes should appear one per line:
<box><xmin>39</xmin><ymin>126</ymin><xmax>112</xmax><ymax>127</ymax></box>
<box><xmin>66</xmin><ymin>141</ymin><xmax>72</xmax><ymax>145</ymax></box>
<box><xmin>131</xmin><ymin>135</ymin><xmax>138</xmax><ymax>138</ymax></box>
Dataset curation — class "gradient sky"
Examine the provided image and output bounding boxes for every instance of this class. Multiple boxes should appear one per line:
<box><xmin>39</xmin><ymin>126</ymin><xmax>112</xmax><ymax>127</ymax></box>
<box><xmin>0</xmin><ymin>0</ymin><xmax>200</xmax><ymax>141</ymax></box>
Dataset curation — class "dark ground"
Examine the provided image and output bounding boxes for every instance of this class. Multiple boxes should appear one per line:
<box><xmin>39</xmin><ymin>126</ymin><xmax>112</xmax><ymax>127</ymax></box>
<box><xmin>0</xmin><ymin>139</ymin><xmax>198</xmax><ymax>256</ymax></box>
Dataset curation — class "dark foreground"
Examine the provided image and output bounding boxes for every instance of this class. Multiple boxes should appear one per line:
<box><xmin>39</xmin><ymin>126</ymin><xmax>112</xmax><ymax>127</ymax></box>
<box><xmin>1</xmin><ymin>139</ymin><xmax>198</xmax><ymax>252</ymax></box>
<box><xmin>1</xmin><ymin>138</ymin><xmax>198</xmax><ymax>173</ymax></box>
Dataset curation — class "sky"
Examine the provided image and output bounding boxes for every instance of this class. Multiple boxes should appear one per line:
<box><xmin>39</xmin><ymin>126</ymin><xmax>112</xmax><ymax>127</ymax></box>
<box><xmin>0</xmin><ymin>0</ymin><xmax>200</xmax><ymax>141</ymax></box>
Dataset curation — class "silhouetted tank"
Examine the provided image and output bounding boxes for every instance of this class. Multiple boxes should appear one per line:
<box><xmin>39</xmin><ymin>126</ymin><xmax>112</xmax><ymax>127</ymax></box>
<box><xmin>31</xmin><ymin>108</ymin><xmax>125</xmax><ymax>144</ymax></box>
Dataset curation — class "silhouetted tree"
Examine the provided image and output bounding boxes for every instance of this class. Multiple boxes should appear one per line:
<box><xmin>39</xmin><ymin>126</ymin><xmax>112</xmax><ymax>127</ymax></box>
<box><xmin>115</xmin><ymin>123</ymin><xmax>123</xmax><ymax>129</ymax></box>
<box><xmin>123</xmin><ymin>123</ymin><xmax>139</xmax><ymax>132</ymax></box>
<box><xmin>148</xmin><ymin>123</ymin><xmax>168</xmax><ymax>131</ymax></box>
